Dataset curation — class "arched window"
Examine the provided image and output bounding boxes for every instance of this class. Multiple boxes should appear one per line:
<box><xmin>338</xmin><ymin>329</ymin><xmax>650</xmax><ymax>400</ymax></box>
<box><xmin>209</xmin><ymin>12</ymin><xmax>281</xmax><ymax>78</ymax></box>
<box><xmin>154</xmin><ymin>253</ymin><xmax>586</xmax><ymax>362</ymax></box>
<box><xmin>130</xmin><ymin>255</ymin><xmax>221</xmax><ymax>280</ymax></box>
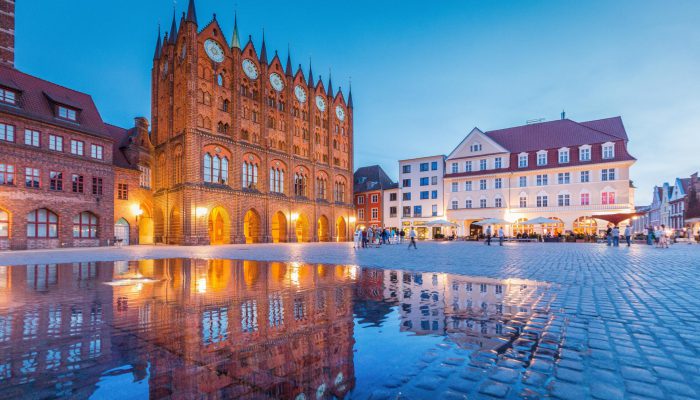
<box><xmin>242</xmin><ymin>161</ymin><xmax>258</xmax><ymax>189</ymax></box>
<box><xmin>73</xmin><ymin>211</ymin><xmax>98</xmax><ymax>238</ymax></box>
<box><xmin>27</xmin><ymin>208</ymin><xmax>58</xmax><ymax>238</ymax></box>
<box><xmin>217</xmin><ymin>122</ymin><xmax>224</xmax><ymax>133</ymax></box>
<box><xmin>217</xmin><ymin>74</ymin><xmax>224</xmax><ymax>86</ymax></box>
<box><xmin>174</xmin><ymin>146</ymin><xmax>183</xmax><ymax>184</ymax></box>
<box><xmin>0</xmin><ymin>210</ymin><xmax>8</xmax><ymax>237</ymax></box>
<box><xmin>294</xmin><ymin>172</ymin><xmax>308</xmax><ymax>197</ymax></box>
<box><xmin>222</xmin><ymin>99</ymin><xmax>230</xmax><ymax>112</ymax></box>
<box><xmin>317</xmin><ymin>177</ymin><xmax>327</xmax><ymax>199</ymax></box>
<box><xmin>221</xmin><ymin>157</ymin><xmax>229</xmax><ymax>184</ymax></box>
<box><xmin>270</xmin><ymin>167</ymin><xmax>285</xmax><ymax>193</ymax></box>
<box><xmin>334</xmin><ymin>180</ymin><xmax>346</xmax><ymax>203</ymax></box>
<box><xmin>203</xmin><ymin>153</ymin><xmax>212</xmax><ymax>182</ymax></box>
<box><xmin>212</xmin><ymin>155</ymin><xmax>221</xmax><ymax>182</ymax></box>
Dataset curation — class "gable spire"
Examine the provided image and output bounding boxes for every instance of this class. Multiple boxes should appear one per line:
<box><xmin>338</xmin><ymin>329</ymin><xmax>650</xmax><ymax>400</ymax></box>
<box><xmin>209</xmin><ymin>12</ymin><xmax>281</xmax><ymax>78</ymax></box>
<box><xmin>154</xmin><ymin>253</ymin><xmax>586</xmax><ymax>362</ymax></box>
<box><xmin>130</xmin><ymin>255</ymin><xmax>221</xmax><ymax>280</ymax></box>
<box><xmin>285</xmin><ymin>46</ymin><xmax>293</xmax><ymax>76</ymax></box>
<box><xmin>327</xmin><ymin>71</ymin><xmax>334</xmax><ymax>98</ymax></box>
<box><xmin>231</xmin><ymin>12</ymin><xmax>241</xmax><ymax>49</ymax></box>
<box><xmin>186</xmin><ymin>0</ymin><xmax>197</xmax><ymax>24</ymax></box>
<box><xmin>348</xmin><ymin>81</ymin><xmax>353</xmax><ymax>108</ymax></box>
<box><xmin>260</xmin><ymin>29</ymin><xmax>268</xmax><ymax>64</ymax></box>
<box><xmin>307</xmin><ymin>60</ymin><xmax>314</xmax><ymax>87</ymax></box>
<box><xmin>168</xmin><ymin>9</ymin><xmax>178</xmax><ymax>44</ymax></box>
<box><xmin>153</xmin><ymin>26</ymin><xmax>162</xmax><ymax>60</ymax></box>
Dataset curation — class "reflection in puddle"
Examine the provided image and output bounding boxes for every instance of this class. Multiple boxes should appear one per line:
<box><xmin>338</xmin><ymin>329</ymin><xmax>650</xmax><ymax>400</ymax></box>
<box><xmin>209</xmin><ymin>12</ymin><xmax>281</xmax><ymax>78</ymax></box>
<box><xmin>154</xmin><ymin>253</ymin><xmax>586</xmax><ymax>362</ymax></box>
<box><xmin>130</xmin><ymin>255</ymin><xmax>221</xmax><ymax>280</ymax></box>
<box><xmin>0</xmin><ymin>261</ymin><xmax>551</xmax><ymax>399</ymax></box>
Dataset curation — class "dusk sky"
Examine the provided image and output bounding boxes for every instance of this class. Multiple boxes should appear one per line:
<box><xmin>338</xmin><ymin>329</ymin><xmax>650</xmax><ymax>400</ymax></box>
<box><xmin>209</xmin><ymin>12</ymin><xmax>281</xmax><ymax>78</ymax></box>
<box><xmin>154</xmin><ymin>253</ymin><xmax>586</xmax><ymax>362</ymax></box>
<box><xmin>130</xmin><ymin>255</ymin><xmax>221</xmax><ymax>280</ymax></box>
<box><xmin>15</xmin><ymin>0</ymin><xmax>699</xmax><ymax>205</ymax></box>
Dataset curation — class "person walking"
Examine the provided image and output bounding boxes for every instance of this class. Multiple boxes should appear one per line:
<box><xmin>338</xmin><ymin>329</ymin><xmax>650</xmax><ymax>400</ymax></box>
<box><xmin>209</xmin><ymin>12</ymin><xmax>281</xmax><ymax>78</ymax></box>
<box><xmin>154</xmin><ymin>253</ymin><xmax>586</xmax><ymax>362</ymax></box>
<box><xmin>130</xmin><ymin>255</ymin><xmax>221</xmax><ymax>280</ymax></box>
<box><xmin>353</xmin><ymin>228</ymin><xmax>361</xmax><ymax>249</ymax></box>
<box><xmin>612</xmin><ymin>226</ymin><xmax>620</xmax><ymax>247</ymax></box>
<box><xmin>646</xmin><ymin>226</ymin><xmax>653</xmax><ymax>245</ymax></box>
<box><xmin>399</xmin><ymin>229</ymin><xmax>405</xmax><ymax>244</ymax></box>
<box><xmin>498</xmin><ymin>227</ymin><xmax>505</xmax><ymax>246</ymax></box>
<box><xmin>485</xmin><ymin>226</ymin><xmax>492</xmax><ymax>246</ymax></box>
<box><xmin>660</xmin><ymin>225</ymin><xmax>669</xmax><ymax>248</ymax></box>
<box><xmin>606</xmin><ymin>226</ymin><xmax>613</xmax><ymax>246</ymax></box>
<box><xmin>624</xmin><ymin>225</ymin><xmax>631</xmax><ymax>247</ymax></box>
<box><xmin>361</xmin><ymin>229</ymin><xmax>368</xmax><ymax>248</ymax></box>
<box><xmin>408</xmin><ymin>227</ymin><xmax>417</xmax><ymax>249</ymax></box>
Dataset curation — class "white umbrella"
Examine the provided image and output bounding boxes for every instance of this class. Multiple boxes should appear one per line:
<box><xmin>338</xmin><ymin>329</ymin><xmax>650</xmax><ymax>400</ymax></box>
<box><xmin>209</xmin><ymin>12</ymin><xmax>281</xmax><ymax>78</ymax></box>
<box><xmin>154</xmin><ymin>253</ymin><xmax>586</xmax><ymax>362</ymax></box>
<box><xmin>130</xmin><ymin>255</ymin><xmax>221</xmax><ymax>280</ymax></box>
<box><xmin>474</xmin><ymin>218</ymin><xmax>511</xmax><ymax>226</ymax></box>
<box><xmin>521</xmin><ymin>217</ymin><xmax>561</xmax><ymax>225</ymax></box>
<box><xmin>425</xmin><ymin>219</ymin><xmax>458</xmax><ymax>227</ymax></box>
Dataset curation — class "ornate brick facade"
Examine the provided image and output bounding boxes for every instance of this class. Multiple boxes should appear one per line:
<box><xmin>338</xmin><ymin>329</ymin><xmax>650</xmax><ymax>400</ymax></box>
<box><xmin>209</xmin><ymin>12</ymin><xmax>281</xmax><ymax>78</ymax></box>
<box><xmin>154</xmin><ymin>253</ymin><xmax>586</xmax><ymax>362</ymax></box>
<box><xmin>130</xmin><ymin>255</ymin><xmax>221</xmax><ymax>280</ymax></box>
<box><xmin>150</xmin><ymin>1</ymin><xmax>355</xmax><ymax>245</ymax></box>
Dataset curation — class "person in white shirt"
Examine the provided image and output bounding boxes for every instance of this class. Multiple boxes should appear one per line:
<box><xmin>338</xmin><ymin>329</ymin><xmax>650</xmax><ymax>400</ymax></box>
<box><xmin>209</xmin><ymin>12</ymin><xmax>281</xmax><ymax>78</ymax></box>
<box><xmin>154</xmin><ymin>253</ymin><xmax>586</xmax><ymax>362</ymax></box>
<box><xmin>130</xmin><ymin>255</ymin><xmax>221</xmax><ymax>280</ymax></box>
<box><xmin>498</xmin><ymin>227</ymin><xmax>505</xmax><ymax>246</ymax></box>
<box><xmin>408</xmin><ymin>228</ymin><xmax>417</xmax><ymax>249</ymax></box>
<box><xmin>353</xmin><ymin>228</ymin><xmax>361</xmax><ymax>249</ymax></box>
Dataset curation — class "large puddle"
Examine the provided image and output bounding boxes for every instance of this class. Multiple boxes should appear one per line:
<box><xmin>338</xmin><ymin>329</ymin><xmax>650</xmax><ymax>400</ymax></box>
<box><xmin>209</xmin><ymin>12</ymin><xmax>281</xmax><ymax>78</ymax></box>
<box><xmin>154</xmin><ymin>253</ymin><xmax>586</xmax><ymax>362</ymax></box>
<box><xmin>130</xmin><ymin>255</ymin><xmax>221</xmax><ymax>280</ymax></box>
<box><xmin>0</xmin><ymin>260</ymin><xmax>554</xmax><ymax>399</ymax></box>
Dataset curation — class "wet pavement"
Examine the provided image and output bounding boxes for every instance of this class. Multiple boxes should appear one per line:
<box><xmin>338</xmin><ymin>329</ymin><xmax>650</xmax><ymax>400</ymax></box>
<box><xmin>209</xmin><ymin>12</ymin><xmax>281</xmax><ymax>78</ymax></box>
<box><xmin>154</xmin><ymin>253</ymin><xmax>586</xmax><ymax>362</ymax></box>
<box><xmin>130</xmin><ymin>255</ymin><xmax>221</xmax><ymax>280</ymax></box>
<box><xmin>0</xmin><ymin>242</ymin><xmax>699</xmax><ymax>399</ymax></box>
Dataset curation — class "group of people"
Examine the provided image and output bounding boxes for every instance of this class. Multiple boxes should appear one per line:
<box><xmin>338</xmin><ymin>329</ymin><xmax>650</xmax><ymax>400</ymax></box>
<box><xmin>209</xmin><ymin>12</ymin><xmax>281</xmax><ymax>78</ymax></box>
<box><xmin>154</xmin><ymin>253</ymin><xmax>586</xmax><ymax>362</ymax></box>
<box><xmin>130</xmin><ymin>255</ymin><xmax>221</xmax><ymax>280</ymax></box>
<box><xmin>483</xmin><ymin>226</ymin><xmax>506</xmax><ymax>246</ymax></box>
<box><xmin>644</xmin><ymin>225</ymin><xmax>671</xmax><ymax>248</ymax></box>
<box><xmin>604</xmin><ymin>225</ymin><xmax>632</xmax><ymax>247</ymax></box>
<box><xmin>353</xmin><ymin>227</ymin><xmax>419</xmax><ymax>250</ymax></box>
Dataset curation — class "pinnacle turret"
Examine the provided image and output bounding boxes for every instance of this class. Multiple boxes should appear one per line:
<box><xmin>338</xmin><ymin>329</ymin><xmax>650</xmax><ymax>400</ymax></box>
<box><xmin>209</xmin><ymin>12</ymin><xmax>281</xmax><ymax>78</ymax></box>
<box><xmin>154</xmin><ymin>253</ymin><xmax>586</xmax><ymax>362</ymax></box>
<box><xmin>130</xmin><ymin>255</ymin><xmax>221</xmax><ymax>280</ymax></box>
<box><xmin>327</xmin><ymin>73</ymin><xmax>334</xmax><ymax>98</ymax></box>
<box><xmin>186</xmin><ymin>0</ymin><xmax>197</xmax><ymax>23</ymax></box>
<box><xmin>168</xmin><ymin>10</ymin><xmax>178</xmax><ymax>44</ymax></box>
<box><xmin>348</xmin><ymin>84</ymin><xmax>353</xmax><ymax>108</ymax></box>
<box><xmin>308</xmin><ymin>62</ymin><xmax>314</xmax><ymax>87</ymax></box>
<box><xmin>231</xmin><ymin>13</ymin><xmax>241</xmax><ymax>49</ymax></box>
<box><xmin>260</xmin><ymin>30</ymin><xmax>268</xmax><ymax>64</ymax></box>
<box><xmin>153</xmin><ymin>26</ymin><xmax>162</xmax><ymax>60</ymax></box>
<box><xmin>285</xmin><ymin>48</ymin><xmax>293</xmax><ymax>76</ymax></box>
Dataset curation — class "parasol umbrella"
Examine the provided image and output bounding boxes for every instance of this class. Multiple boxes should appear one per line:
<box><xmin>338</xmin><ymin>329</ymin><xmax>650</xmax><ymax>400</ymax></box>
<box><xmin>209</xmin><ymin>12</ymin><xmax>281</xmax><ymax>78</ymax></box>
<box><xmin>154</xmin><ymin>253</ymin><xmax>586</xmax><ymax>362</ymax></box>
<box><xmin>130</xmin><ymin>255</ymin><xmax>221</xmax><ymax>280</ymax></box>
<box><xmin>474</xmin><ymin>218</ymin><xmax>511</xmax><ymax>226</ymax></box>
<box><xmin>521</xmin><ymin>217</ymin><xmax>561</xmax><ymax>225</ymax></box>
<box><xmin>425</xmin><ymin>219</ymin><xmax>459</xmax><ymax>227</ymax></box>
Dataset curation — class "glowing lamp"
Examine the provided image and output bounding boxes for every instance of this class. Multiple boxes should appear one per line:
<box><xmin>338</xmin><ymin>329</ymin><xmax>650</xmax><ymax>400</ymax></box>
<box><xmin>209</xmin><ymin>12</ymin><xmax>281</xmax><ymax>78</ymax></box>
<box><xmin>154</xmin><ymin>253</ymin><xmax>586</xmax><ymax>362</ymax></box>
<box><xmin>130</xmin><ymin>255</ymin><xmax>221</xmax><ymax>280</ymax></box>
<box><xmin>349</xmin><ymin>216</ymin><xmax>356</xmax><ymax>224</ymax></box>
<box><xmin>131</xmin><ymin>204</ymin><xmax>144</xmax><ymax>217</ymax></box>
<box><xmin>195</xmin><ymin>207</ymin><xmax>209</xmax><ymax>218</ymax></box>
<box><xmin>291</xmin><ymin>212</ymin><xmax>299</xmax><ymax>222</ymax></box>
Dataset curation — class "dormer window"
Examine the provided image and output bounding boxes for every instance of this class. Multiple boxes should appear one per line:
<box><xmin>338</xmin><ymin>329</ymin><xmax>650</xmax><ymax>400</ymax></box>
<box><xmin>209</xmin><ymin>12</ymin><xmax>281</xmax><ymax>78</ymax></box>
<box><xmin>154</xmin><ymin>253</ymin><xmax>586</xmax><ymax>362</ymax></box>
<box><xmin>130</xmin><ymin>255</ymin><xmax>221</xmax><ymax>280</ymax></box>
<box><xmin>57</xmin><ymin>105</ymin><xmax>77</xmax><ymax>121</ymax></box>
<box><xmin>0</xmin><ymin>88</ymin><xmax>17</xmax><ymax>105</ymax></box>
<box><xmin>518</xmin><ymin>153</ymin><xmax>528</xmax><ymax>168</ymax></box>
<box><xmin>579</xmin><ymin>145</ymin><xmax>591</xmax><ymax>162</ymax></box>
<box><xmin>602</xmin><ymin>142</ymin><xmax>615</xmax><ymax>159</ymax></box>
<box><xmin>470</xmin><ymin>143</ymin><xmax>482</xmax><ymax>152</ymax></box>
<box><xmin>558</xmin><ymin>148</ymin><xmax>570</xmax><ymax>164</ymax></box>
<box><xmin>537</xmin><ymin>151</ymin><xmax>548</xmax><ymax>166</ymax></box>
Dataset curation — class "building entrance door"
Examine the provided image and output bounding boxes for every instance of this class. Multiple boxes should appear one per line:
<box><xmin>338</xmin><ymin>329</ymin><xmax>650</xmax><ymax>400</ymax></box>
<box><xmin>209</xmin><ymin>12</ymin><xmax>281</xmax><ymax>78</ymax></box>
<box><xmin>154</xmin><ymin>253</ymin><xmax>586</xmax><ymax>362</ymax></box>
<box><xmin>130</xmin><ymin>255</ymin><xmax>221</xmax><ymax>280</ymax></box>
<box><xmin>115</xmin><ymin>218</ymin><xmax>130</xmax><ymax>245</ymax></box>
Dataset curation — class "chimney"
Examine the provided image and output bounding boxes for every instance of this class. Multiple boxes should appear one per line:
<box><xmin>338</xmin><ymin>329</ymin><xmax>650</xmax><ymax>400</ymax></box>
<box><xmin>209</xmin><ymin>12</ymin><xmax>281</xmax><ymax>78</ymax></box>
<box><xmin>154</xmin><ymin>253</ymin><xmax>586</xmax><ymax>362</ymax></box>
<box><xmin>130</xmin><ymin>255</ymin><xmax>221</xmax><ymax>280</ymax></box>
<box><xmin>561</xmin><ymin>110</ymin><xmax>566</xmax><ymax>120</ymax></box>
<box><xmin>0</xmin><ymin>0</ymin><xmax>15</xmax><ymax>68</ymax></box>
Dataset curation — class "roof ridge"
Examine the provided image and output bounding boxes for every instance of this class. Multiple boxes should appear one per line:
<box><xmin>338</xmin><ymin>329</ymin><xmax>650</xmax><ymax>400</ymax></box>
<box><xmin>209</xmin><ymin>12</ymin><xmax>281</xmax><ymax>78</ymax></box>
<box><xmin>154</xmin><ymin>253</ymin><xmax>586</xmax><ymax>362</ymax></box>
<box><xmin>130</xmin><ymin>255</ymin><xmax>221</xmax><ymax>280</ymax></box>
<box><xmin>569</xmin><ymin>118</ymin><xmax>623</xmax><ymax>141</ymax></box>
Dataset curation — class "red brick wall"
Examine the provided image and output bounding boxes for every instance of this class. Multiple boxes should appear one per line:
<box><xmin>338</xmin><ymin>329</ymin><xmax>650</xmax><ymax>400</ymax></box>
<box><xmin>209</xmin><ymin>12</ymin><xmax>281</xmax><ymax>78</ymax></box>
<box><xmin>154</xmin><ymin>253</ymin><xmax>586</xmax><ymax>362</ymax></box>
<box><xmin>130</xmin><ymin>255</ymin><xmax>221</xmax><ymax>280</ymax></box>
<box><xmin>148</xmin><ymin>14</ymin><xmax>355</xmax><ymax>244</ymax></box>
<box><xmin>0</xmin><ymin>113</ymin><xmax>115</xmax><ymax>249</ymax></box>
<box><xmin>0</xmin><ymin>0</ymin><xmax>14</xmax><ymax>68</ymax></box>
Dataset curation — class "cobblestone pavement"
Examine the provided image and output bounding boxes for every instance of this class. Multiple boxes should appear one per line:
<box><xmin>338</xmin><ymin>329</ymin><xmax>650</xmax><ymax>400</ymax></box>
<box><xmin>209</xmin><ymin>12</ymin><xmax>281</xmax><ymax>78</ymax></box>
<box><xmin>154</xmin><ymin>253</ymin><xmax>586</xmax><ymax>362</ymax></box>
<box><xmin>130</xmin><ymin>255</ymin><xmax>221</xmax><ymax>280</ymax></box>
<box><xmin>3</xmin><ymin>241</ymin><xmax>700</xmax><ymax>399</ymax></box>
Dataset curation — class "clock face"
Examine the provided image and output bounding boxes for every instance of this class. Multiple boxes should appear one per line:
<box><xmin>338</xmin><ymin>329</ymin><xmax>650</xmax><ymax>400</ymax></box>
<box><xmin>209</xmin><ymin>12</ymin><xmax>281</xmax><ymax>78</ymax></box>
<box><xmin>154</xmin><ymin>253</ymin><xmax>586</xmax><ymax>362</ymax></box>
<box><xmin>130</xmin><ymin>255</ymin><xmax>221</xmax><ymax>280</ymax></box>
<box><xmin>204</xmin><ymin>39</ymin><xmax>225</xmax><ymax>63</ymax></box>
<box><xmin>315</xmin><ymin>96</ymin><xmax>326</xmax><ymax>112</ymax></box>
<box><xmin>335</xmin><ymin>105</ymin><xmax>346</xmax><ymax>121</ymax></box>
<box><xmin>269</xmin><ymin>73</ymin><xmax>284</xmax><ymax>92</ymax></box>
<box><xmin>294</xmin><ymin>85</ymin><xmax>307</xmax><ymax>103</ymax></box>
<box><xmin>242</xmin><ymin>59</ymin><xmax>258</xmax><ymax>80</ymax></box>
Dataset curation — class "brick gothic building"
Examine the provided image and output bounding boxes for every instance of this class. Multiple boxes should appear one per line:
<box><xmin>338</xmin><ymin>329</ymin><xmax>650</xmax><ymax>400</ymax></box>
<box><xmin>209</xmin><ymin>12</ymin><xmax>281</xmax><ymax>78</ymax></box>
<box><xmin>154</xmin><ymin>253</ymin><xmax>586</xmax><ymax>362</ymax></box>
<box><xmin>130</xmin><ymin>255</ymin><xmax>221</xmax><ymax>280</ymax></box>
<box><xmin>0</xmin><ymin>0</ymin><xmax>354</xmax><ymax>249</ymax></box>
<box><xmin>150</xmin><ymin>0</ymin><xmax>354</xmax><ymax>244</ymax></box>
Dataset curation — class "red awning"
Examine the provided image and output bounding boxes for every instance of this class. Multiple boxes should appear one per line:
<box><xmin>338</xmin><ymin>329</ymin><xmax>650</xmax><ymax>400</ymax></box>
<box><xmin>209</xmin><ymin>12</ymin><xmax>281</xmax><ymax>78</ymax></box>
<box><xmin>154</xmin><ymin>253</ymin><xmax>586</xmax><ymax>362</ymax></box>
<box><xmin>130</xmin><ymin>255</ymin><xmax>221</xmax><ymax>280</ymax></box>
<box><xmin>593</xmin><ymin>213</ymin><xmax>639</xmax><ymax>225</ymax></box>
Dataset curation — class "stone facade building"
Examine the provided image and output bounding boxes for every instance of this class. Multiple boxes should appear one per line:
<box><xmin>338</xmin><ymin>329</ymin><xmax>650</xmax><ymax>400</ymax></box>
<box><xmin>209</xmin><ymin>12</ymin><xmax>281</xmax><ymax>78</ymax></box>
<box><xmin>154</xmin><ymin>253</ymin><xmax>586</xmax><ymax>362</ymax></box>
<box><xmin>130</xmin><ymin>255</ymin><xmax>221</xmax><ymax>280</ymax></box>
<box><xmin>150</xmin><ymin>0</ymin><xmax>354</xmax><ymax>245</ymax></box>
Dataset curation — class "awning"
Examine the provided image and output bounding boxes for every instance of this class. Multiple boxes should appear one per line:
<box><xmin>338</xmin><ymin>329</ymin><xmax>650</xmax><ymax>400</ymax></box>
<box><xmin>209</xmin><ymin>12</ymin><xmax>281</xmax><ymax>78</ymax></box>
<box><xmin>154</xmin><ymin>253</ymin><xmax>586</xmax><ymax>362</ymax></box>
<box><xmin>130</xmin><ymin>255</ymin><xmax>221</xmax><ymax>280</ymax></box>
<box><xmin>592</xmin><ymin>213</ymin><xmax>640</xmax><ymax>225</ymax></box>
<box><xmin>425</xmin><ymin>219</ymin><xmax>458</xmax><ymax>227</ymax></box>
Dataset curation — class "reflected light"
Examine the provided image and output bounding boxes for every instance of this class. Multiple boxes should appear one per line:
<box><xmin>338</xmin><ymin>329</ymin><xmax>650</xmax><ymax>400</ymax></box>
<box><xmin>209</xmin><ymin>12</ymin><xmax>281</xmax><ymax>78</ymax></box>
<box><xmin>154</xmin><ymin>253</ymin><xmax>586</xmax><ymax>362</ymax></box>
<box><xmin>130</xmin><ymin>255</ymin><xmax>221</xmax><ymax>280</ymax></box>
<box><xmin>196</xmin><ymin>277</ymin><xmax>207</xmax><ymax>293</ymax></box>
<box><xmin>348</xmin><ymin>265</ymin><xmax>358</xmax><ymax>281</ymax></box>
<box><xmin>291</xmin><ymin>212</ymin><xmax>299</xmax><ymax>222</ymax></box>
<box><xmin>290</xmin><ymin>262</ymin><xmax>301</xmax><ymax>287</ymax></box>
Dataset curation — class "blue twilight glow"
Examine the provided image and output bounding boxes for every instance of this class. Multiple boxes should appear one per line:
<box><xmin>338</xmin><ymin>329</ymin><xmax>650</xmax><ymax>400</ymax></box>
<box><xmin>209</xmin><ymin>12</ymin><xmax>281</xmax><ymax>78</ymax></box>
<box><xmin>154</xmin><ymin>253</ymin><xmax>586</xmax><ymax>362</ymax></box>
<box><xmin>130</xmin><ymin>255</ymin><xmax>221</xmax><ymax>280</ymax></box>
<box><xmin>16</xmin><ymin>0</ymin><xmax>700</xmax><ymax>205</ymax></box>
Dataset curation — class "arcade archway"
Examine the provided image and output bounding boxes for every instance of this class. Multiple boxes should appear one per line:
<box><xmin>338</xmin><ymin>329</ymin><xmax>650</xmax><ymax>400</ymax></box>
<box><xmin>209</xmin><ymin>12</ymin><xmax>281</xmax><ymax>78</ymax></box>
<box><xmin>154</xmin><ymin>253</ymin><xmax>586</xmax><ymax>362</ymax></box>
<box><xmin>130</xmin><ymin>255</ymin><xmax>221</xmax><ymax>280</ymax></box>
<box><xmin>295</xmin><ymin>213</ymin><xmax>311</xmax><ymax>243</ymax></box>
<box><xmin>336</xmin><ymin>217</ymin><xmax>348</xmax><ymax>242</ymax></box>
<box><xmin>244</xmin><ymin>209</ymin><xmax>261</xmax><ymax>244</ymax></box>
<box><xmin>318</xmin><ymin>215</ymin><xmax>330</xmax><ymax>242</ymax></box>
<box><xmin>271</xmin><ymin>211</ymin><xmax>288</xmax><ymax>243</ymax></box>
<box><xmin>208</xmin><ymin>206</ymin><xmax>230</xmax><ymax>245</ymax></box>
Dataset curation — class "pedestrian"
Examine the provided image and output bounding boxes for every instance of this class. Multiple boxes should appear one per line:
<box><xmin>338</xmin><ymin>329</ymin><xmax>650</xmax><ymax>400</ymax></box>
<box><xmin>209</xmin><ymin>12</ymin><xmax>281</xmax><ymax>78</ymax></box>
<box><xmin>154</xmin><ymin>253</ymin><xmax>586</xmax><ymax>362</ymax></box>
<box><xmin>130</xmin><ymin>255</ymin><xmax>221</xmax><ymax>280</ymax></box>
<box><xmin>606</xmin><ymin>226</ymin><xmax>613</xmax><ymax>246</ymax></box>
<box><xmin>367</xmin><ymin>228</ymin><xmax>374</xmax><ymax>248</ymax></box>
<box><xmin>646</xmin><ymin>226</ymin><xmax>653</xmax><ymax>245</ymax></box>
<box><xmin>486</xmin><ymin>226</ymin><xmax>492</xmax><ymax>246</ymax></box>
<box><xmin>408</xmin><ymin>227</ymin><xmax>417</xmax><ymax>249</ymax></box>
<box><xmin>361</xmin><ymin>229</ymin><xmax>367</xmax><ymax>248</ymax></box>
<box><xmin>399</xmin><ymin>229</ymin><xmax>405</xmax><ymax>244</ymax></box>
<box><xmin>660</xmin><ymin>225</ymin><xmax>669</xmax><ymax>248</ymax></box>
<box><xmin>498</xmin><ymin>227</ymin><xmax>505</xmax><ymax>246</ymax></box>
<box><xmin>353</xmin><ymin>228</ymin><xmax>361</xmax><ymax>249</ymax></box>
<box><xmin>390</xmin><ymin>229</ymin><xmax>396</xmax><ymax>244</ymax></box>
<box><xmin>624</xmin><ymin>225</ymin><xmax>631</xmax><ymax>247</ymax></box>
<box><xmin>612</xmin><ymin>225</ymin><xmax>620</xmax><ymax>247</ymax></box>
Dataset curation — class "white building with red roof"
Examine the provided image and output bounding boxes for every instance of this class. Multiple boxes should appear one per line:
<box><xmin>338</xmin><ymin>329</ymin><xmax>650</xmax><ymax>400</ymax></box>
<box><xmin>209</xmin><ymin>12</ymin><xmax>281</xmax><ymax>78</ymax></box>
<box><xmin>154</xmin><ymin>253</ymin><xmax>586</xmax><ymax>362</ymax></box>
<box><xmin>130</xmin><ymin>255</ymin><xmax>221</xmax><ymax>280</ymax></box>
<box><xmin>443</xmin><ymin>116</ymin><xmax>636</xmax><ymax>237</ymax></box>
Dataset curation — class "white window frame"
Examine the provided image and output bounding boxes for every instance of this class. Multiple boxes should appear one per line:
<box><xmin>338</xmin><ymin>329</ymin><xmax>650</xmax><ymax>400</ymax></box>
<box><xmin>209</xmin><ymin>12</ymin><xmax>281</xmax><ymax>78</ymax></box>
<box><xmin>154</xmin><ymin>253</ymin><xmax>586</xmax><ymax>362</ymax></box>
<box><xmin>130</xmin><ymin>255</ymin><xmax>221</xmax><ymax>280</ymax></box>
<box><xmin>518</xmin><ymin>153</ymin><xmax>528</xmax><ymax>168</ymax></box>
<box><xmin>558</xmin><ymin>148</ymin><xmax>570</xmax><ymax>164</ymax></box>
<box><xmin>602</xmin><ymin>142</ymin><xmax>615</xmax><ymax>159</ymax></box>
<box><xmin>536</xmin><ymin>150</ymin><xmax>548</xmax><ymax>166</ymax></box>
<box><xmin>579</xmin><ymin>145</ymin><xmax>591</xmax><ymax>162</ymax></box>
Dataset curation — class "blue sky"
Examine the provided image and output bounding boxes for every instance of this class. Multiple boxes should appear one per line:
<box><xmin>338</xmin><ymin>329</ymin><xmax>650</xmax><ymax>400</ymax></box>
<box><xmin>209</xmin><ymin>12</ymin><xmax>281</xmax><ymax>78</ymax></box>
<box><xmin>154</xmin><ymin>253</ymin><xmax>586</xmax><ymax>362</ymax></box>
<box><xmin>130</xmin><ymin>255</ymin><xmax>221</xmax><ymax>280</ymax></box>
<box><xmin>16</xmin><ymin>1</ymin><xmax>700</xmax><ymax>205</ymax></box>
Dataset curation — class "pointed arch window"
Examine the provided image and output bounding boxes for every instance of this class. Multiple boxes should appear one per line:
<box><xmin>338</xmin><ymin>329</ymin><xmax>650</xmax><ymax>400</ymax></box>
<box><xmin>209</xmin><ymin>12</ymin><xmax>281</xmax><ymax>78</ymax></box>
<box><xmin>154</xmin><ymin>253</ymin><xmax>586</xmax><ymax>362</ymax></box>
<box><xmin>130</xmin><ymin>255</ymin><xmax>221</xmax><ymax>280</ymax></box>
<box><xmin>212</xmin><ymin>155</ymin><xmax>221</xmax><ymax>182</ymax></box>
<box><xmin>294</xmin><ymin>172</ymin><xmax>308</xmax><ymax>197</ymax></box>
<box><xmin>270</xmin><ymin>167</ymin><xmax>285</xmax><ymax>193</ymax></box>
<box><xmin>203</xmin><ymin>153</ymin><xmax>212</xmax><ymax>182</ymax></box>
<box><xmin>203</xmin><ymin>153</ymin><xmax>228</xmax><ymax>184</ymax></box>
<box><xmin>217</xmin><ymin>74</ymin><xmax>224</xmax><ymax>86</ymax></box>
<box><xmin>242</xmin><ymin>161</ymin><xmax>258</xmax><ymax>189</ymax></box>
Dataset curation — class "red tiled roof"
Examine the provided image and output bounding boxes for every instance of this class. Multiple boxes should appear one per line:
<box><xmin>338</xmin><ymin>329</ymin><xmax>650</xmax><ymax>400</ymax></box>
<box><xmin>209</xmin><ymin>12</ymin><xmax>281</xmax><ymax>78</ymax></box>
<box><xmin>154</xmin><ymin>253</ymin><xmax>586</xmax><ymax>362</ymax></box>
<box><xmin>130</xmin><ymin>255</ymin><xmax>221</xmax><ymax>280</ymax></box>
<box><xmin>445</xmin><ymin>117</ymin><xmax>636</xmax><ymax>178</ymax></box>
<box><xmin>104</xmin><ymin>123</ymin><xmax>138</xmax><ymax>170</ymax></box>
<box><xmin>0</xmin><ymin>65</ymin><xmax>110</xmax><ymax>139</ymax></box>
<box><xmin>483</xmin><ymin>117</ymin><xmax>625</xmax><ymax>153</ymax></box>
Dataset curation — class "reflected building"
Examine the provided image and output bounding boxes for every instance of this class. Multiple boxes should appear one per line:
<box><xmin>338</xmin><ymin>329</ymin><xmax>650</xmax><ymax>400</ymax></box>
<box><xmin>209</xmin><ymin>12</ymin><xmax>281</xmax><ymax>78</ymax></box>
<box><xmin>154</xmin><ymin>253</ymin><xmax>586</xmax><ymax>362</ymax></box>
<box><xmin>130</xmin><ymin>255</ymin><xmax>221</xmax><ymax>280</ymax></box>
<box><xmin>0</xmin><ymin>260</ymin><xmax>357</xmax><ymax>399</ymax></box>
